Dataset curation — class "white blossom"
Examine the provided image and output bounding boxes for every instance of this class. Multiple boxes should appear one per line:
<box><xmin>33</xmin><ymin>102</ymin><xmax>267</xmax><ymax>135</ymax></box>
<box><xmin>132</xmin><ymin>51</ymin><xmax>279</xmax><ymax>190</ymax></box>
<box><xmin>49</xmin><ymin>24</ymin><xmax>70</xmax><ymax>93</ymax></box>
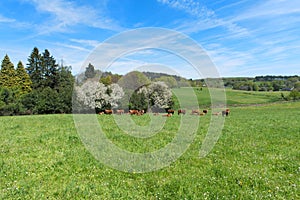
<box><xmin>148</xmin><ymin>81</ymin><xmax>172</xmax><ymax>108</ymax></box>
<box><xmin>75</xmin><ymin>80</ymin><xmax>124</xmax><ymax>110</ymax></box>
<box><xmin>107</xmin><ymin>83</ymin><xmax>125</xmax><ymax>108</ymax></box>
<box><xmin>138</xmin><ymin>81</ymin><xmax>172</xmax><ymax>109</ymax></box>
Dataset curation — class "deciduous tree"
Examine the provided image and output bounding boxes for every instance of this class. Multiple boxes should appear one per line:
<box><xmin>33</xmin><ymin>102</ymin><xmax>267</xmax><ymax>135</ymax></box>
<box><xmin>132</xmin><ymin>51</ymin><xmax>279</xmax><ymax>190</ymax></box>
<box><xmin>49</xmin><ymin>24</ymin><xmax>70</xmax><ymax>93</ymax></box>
<box><xmin>75</xmin><ymin>80</ymin><xmax>124</xmax><ymax>112</ymax></box>
<box><xmin>154</xmin><ymin>76</ymin><xmax>178</xmax><ymax>88</ymax></box>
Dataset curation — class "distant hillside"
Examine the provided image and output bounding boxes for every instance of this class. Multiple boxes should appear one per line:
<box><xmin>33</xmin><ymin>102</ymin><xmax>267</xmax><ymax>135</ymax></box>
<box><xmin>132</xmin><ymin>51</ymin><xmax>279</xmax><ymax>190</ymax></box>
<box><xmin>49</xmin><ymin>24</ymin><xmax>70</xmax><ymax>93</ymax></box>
<box><xmin>142</xmin><ymin>71</ymin><xmax>185</xmax><ymax>81</ymax></box>
<box><xmin>190</xmin><ymin>75</ymin><xmax>299</xmax><ymax>92</ymax></box>
<box><xmin>76</xmin><ymin>63</ymin><xmax>299</xmax><ymax>92</ymax></box>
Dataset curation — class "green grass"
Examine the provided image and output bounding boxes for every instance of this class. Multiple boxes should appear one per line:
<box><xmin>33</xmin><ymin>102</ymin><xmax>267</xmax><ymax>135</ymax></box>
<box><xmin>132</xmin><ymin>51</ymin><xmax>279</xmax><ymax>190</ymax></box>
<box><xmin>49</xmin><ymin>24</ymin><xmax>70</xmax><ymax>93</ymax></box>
<box><xmin>172</xmin><ymin>87</ymin><xmax>289</xmax><ymax>108</ymax></box>
<box><xmin>224</xmin><ymin>89</ymin><xmax>289</xmax><ymax>105</ymax></box>
<box><xmin>1</xmin><ymin>101</ymin><xmax>299</xmax><ymax>199</ymax></box>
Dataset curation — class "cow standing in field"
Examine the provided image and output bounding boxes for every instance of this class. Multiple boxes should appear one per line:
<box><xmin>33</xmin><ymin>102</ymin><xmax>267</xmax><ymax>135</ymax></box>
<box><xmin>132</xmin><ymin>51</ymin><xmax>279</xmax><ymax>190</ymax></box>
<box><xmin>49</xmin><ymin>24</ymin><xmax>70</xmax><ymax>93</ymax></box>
<box><xmin>104</xmin><ymin>109</ymin><xmax>113</xmax><ymax>114</ymax></box>
<box><xmin>116</xmin><ymin>109</ymin><xmax>125</xmax><ymax>115</ymax></box>
<box><xmin>191</xmin><ymin>110</ymin><xmax>200</xmax><ymax>115</ymax></box>
<box><xmin>136</xmin><ymin>110</ymin><xmax>145</xmax><ymax>116</ymax></box>
<box><xmin>178</xmin><ymin>109</ymin><xmax>186</xmax><ymax>115</ymax></box>
<box><xmin>129</xmin><ymin>110</ymin><xmax>138</xmax><ymax>115</ymax></box>
<box><xmin>129</xmin><ymin>109</ymin><xmax>144</xmax><ymax>115</ymax></box>
<box><xmin>222</xmin><ymin>109</ymin><xmax>230</xmax><ymax>116</ymax></box>
<box><xmin>167</xmin><ymin>109</ymin><xmax>175</xmax><ymax>115</ymax></box>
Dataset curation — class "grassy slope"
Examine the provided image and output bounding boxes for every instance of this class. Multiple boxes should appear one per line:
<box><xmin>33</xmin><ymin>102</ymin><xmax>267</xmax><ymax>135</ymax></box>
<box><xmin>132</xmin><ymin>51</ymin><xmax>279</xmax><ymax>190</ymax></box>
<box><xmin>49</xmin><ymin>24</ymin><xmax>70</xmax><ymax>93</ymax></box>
<box><xmin>172</xmin><ymin>87</ymin><xmax>290</xmax><ymax>108</ymax></box>
<box><xmin>1</xmin><ymin>102</ymin><xmax>299</xmax><ymax>199</ymax></box>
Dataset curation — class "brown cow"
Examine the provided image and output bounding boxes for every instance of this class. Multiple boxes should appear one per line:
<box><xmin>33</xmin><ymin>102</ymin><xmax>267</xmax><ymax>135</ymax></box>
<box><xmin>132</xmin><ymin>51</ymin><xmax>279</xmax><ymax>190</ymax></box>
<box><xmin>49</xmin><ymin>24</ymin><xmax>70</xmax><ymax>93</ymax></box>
<box><xmin>212</xmin><ymin>112</ymin><xmax>221</xmax><ymax>116</ymax></box>
<box><xmin>222</xmin><ymin>109</ymin><xmax>230</xmax><ymax>116</ymax></box>
<box><xmin>104</xmin><ymin>109</ymin><xmax>113</xmax><ymax>114</ymax></box>
<box><xmin>129</xmin><ymin>109</ymin><xmax>144</xmax><ymax>115</ymax></box>
<box><xmin>178</xmin><ymin>109</ymin><xmax>186</xmax><ymax>115</ymax></box>
<box><xmin>116</xmin><ymin>109</ymin><xmax>125</xmax><ymax>115</ymax></box>
<box><xmin>167</xmin><ymin>109</ymin><xmax>175</xmax><ymax>114</ymax></box>
<box><xmin>162</xmin><ymin>113</ymin><xmax>172</xmax><ymax>117</ymax></box>
<box><xmin>129</xmin><ymin>110</ymin><xmax>139</xmax><ymax>115</ymax></box>
<box><xmin>136</xmin><ymin>110</ymin><xmax>145</xmax><ymax>116</ymax></box>
<box><xmin>191</xmin><ymin>110</ymin><xmax>200</xmax><ymax>115</ymax></box>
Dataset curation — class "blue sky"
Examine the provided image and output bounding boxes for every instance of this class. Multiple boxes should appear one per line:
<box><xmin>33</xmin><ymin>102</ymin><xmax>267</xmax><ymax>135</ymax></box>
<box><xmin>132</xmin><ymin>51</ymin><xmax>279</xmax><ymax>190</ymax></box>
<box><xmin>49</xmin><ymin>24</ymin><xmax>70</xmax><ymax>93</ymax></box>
<box><xmin>0</xmin><ymin>0</ymin><xmax>299</xmax><ymax>79</ymax></box>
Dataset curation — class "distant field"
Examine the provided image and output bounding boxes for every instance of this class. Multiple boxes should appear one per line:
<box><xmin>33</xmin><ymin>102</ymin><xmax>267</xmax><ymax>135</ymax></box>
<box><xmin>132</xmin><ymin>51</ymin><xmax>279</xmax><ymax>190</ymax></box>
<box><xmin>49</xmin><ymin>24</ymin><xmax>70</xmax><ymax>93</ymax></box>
<box><xmin>172</xmin><ymin>87</ymin><xmax>289</xmax><ymax>108</ymax></box>
<box><xmin>1</xmin><ymin>101</ymin><xmax>299</xmax><ymax>199</ymax></box>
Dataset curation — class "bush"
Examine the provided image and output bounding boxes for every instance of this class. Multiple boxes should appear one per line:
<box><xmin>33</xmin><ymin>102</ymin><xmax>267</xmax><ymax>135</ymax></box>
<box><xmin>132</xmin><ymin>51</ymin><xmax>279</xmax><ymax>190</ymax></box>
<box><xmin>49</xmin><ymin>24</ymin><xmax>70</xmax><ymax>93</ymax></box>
<box><xmin>289</xmin><ymin>90</ymin><xmax>300</xmax><ymax>101</ymax></box>
<box><xmin>0</xmin><ymin>87</ymin><xmax>25</xmax><ymax>115</ymax></box>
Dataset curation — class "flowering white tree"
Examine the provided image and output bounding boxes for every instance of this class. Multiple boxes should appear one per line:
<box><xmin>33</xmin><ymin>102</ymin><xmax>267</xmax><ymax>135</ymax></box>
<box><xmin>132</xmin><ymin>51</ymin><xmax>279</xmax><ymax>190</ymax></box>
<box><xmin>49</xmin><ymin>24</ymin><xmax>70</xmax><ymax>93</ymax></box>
<box><xmin>137</xmin><ymin>81</ymin><xmax>172</xmax><ymax>111</ymax></box>
<box><xmin>148</xmin><ymin>81</ymin><xmax>172</xmax><ymax>109</ymax></box>
<box><xmin>75</xmin><ymin>80</ymin><xmax>124</xmax><ymax>110</ymax></box>
<box><xmin>105</xmin><ymin>83</ymin><xmax>124</xmax><ymax>108</ymax></box>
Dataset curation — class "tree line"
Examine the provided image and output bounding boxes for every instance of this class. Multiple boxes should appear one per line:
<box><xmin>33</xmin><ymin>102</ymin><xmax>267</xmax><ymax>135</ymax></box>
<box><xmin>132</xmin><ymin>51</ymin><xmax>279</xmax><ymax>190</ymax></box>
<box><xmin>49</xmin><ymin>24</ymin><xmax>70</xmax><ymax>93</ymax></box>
<box><xmin>0</xmin><ymin>47</ymin><xmax>74</xmax><ymax>115</ymax></box>
<box><xmin>191</xmin><ymin>76</ymin><xmax>299</xmax><ymax>91</ymax></box>
<box><xmin>0</xmin><ymin>53</ymin><xmax>176</xmax><ymax>116</ymax></box>
<box><xmin>74</xmin><ymin>67</ymin><xmax>174</xmax><ymax>113</ymax></box>
<box><xmin>1</xmin><ymin>48</ymin><xmax>299</xmax><ymax>116</ymax></box>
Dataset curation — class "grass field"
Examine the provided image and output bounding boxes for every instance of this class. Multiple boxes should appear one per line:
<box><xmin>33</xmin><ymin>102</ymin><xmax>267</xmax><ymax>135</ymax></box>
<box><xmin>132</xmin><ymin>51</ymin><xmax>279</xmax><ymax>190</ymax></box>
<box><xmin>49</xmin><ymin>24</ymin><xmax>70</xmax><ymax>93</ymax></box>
<box><xmin>1</xmin><ymin>98</ymin><xmax>299</xmax><ymax>199</ymax></box>
<box><xmin>172</xmin><ymin>87</ymin><xmax>289</xmax><ymax>108</ymax></box>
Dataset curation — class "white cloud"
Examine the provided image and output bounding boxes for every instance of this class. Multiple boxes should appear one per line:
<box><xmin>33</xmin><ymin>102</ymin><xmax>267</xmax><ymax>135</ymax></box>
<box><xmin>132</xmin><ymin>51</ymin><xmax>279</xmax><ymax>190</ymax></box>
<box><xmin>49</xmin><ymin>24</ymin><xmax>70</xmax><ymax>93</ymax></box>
<box><xmin>232</xmin><ymin>0</ymin><xmax>300</xmax><ymax>22</ymax></box>
<box><xmin>157</xmin><ymin>0</ymin><xmax>214</xmax><ymax>18</ymax></box>
<box><xmin>215</xmin><ymin>0</ymin><xmax>250</xmax><ymax>12</ymax></box>
<box><xmin>28</xmin><ymin>0</ymin><xmax>123</xmax><ymax>34</ymax></box>
<box><xmin>204</xmin><ymin>43</ymin><xmax>254</xmax><ymax>77</ymax></box>
<box><xmin>157</xmin><ymin>0</ymin><xmax>250</xmax><ymax>38</ymax></box>
<box><xmin>0</xmin><ymin>15</ymin><xmax>15</xmax><ymax>23</ymax></box>
<box><xmin>70</xmin><ymin>39</ymin><xmax>101</xmax><ymax>48</ymax></box>
<box><xmin>157</xmin><ymin>0</ymin><xmax>300</xmax><ymax>77</ymax></box>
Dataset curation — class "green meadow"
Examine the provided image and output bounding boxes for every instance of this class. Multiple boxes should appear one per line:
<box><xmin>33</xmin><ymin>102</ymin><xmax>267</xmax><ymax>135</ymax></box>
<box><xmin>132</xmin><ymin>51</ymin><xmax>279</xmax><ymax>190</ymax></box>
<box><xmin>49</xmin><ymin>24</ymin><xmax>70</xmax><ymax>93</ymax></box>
<box><xmin>172</xmin><ymin>87</ymin><xmax>289</xmax><ymax>108</ymax></box>
<box><xmin>1</xmin><ymin>89</ymin><xmax>299</xmax><ymax>199</ymax></box>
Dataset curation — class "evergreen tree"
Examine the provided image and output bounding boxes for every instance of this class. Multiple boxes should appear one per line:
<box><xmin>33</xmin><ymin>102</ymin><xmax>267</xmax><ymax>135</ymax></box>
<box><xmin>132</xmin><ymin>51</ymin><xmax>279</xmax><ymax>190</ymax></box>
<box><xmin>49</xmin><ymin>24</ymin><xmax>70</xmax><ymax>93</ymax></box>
<box><xmin>35</xmin><ymin>87</ymin><xmax>60</xmax><ymax>114</ymax></box>
<box><xmin>26</xmin><ymin>47</ymin><xmax>42</xmax><ymax>89</ymax></box>
<box><xmin>27</xmin><ymin>47</ymin><xmax>59</xmax><ymax>90</ymax></box>
<box><xmin>129</xmin><ymin>91</ymin><xmax>148</xmax><ymax>111</ymax></box>
<box><xmin>0</xmin><ymin>54</ymin><xmax>16</xmax><ymax>88</ymax></box>
<box><xmin>56</xmin><ymin>65</ymin><xmax>74</xmax><ymax>113</ymax></box>
<box><xmin>42</xmin><ymin>49</ymin><xmax>59</xmax><ymax>89</ymax></box>
<box><xmin>0</xmin><ymin>86</ymin><xmax>25</xmax><ymax>116</ymax></box>
<box><xmin>16</xmin><ymin>61</ymin><xmax>32</xmax><ymax>94</ymax></box>
<box><xmin>85</xmin><ymin>63</ymin><xmax>96</xmax><ymax>79</ymax></box>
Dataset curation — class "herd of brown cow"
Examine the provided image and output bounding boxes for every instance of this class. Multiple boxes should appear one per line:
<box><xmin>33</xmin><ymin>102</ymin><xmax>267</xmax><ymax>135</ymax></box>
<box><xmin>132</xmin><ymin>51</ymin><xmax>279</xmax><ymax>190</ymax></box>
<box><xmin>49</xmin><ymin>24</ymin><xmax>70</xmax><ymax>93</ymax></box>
<box><xmin>190</xmin><ymin>109</ymin><xmax>208</xmax><ymax>116</ymax></box>
<box><xmin>98</xmin><ymin>109</ymin><xmax>144</xmax><ymax>115</ymax></box>
<box><xmin>98</xmin><ymin>108</ymin><xmax>230</xmax><ymax>117</ymax></box>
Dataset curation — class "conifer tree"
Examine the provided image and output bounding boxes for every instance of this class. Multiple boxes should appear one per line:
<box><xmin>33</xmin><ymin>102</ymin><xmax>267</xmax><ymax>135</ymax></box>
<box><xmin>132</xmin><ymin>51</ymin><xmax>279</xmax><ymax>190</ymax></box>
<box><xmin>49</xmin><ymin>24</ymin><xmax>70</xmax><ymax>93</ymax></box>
<box><xmin>16</xmin><ymin>61</ymin><xmax>32</xmax><ymax>94</ymax></box>
<box><xmin>42</xmin><ymin>49</ymin><xmax>58</xmax><ymax>89</ymax></box>
<box><xmin>0</xmin><ymin>54</ymin><xmax>16</xmax><ymax>88</ymax></box>
<box><xmin>85</xmin><ymin>63</ymin><xmax>96</xmax><ymax>79</ymax></box>
<box><xmin>26</xmin><ymin>47</ymin><xmax>42</xmax><ymax>89</ymax></box>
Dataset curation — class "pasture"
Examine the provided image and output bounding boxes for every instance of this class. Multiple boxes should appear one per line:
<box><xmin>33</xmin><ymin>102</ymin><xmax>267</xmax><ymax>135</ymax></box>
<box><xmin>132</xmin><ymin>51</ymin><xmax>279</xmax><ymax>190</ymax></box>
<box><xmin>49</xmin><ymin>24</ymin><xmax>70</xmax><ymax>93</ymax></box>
<box><xmin>172</xmin><ymin>87</ymin><xmax>289</xmax><ymax>108</ymax></box>
<box><xmin>1</xmin><ymin>94</ymin><xmax>299</xmax><ymax>199</ymax></box>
